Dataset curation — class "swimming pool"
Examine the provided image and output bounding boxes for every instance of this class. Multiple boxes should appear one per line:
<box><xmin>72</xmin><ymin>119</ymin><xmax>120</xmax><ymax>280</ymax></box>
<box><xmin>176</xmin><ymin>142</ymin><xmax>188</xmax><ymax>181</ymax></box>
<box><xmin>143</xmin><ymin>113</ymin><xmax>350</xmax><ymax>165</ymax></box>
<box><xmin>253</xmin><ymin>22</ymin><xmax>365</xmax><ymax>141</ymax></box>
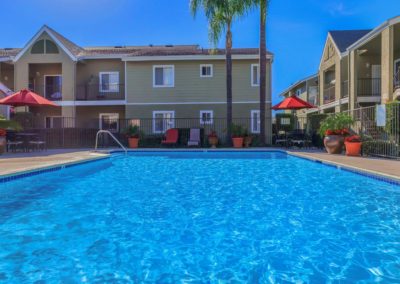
<box><xmin>0</xmin><ymin>151</ymin><xmax>399</xmax><ymax>282</ymax></box>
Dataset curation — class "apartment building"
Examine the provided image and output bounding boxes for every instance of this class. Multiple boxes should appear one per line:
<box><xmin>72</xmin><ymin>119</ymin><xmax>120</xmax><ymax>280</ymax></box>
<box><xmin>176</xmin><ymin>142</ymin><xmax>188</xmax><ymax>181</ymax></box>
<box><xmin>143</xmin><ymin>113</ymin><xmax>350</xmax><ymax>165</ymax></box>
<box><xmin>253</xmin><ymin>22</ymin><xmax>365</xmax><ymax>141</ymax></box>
<box><xmin>279</xmin><ymin>15</ymin><xmax>400</xmax><ymax>115</ymax></box>
<box><xmin>0</xmin><ymin>26</ymin><xmax>273</xmax><ymax>140</ymax></box>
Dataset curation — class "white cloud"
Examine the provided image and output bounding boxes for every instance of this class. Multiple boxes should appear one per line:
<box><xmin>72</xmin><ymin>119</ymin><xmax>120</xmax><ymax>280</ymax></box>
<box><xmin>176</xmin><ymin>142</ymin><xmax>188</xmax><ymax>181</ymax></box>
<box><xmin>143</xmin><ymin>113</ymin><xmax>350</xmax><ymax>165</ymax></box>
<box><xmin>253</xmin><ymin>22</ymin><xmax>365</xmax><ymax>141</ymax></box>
<box><xmin>328</xmin><ymin>1</ymin><xmax>357</xmax><ymax>16</ymax></box>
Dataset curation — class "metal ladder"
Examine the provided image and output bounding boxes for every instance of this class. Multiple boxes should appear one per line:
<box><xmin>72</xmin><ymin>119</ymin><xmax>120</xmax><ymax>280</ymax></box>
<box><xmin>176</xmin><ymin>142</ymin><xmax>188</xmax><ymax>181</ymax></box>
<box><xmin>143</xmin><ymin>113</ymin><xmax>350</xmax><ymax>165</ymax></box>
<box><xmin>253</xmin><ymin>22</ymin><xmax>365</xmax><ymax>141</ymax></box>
<box><xmin>95</xmin><ymin>130</ymin><xmax>128</xmax><ymax>155</ymax></box>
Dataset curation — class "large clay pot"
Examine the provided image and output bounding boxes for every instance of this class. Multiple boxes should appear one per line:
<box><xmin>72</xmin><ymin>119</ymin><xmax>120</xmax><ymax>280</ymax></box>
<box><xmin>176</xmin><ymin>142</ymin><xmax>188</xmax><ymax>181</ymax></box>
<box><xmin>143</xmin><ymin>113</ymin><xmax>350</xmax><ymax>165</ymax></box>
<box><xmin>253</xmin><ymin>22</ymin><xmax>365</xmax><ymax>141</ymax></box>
<box><xmin>232</xmin><ymin>137</ymin><xmax>244</xmax><ymax>148</ymax></box>
<box><xmin>128</xmin><ymin>137</ymin><xmax>139</xmax><ymax>148</ymax></box>
<box><xmin>345</xmin><ymin>142</ymin><xmax>362</xmax><ymax>156</ymax></box>
<box><xmin>324</xmin><ymin>135</ymin><xmax>344</xmax><ymax>154</ymax></box>
<box><xmin>0</xmin><ymin>136</ymin><xmax>5</xmax><ymax>154</ymax></box>
<box><xmin>208</xmin><ymin>137</ymin><xmax>218</xmax><ymax>148</ymax></box>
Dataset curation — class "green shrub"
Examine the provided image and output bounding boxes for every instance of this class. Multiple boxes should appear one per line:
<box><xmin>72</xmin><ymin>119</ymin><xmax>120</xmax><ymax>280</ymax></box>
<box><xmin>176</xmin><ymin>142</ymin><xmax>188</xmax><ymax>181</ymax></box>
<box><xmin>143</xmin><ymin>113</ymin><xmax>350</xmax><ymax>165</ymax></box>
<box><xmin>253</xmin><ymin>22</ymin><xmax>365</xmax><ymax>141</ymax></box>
<box><xmin>318</xmin><ymin>113</ymin><xmax>354</xmax><ymax>137</ymax></box>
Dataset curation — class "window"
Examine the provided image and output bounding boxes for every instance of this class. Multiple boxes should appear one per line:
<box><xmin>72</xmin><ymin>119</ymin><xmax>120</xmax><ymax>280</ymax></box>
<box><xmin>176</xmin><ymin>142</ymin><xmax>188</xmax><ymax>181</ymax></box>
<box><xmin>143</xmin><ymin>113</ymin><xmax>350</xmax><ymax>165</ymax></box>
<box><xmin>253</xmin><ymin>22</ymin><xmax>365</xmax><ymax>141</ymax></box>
<box><xmin>200</xmin><ymin>110</ymin><xmax>213</xmax><ymax>125</ymax></box>
<box><xmin>251</xmin><ymin>64</ymin><xmax>260</xmax><ymax>86</ymax></box>
<box><xmin>200</xmin><ymin>64</ymin><xmax>213</xmax><ymax>78</ymax></box>
<box><xmin>31</xmin><ymin>40</ymin><xmax>45</xmax><ymax>54</ymax></box>
<box><xmin>45</xmin><ymin>116</ymin><xmax>63</xmax><ymax>129</ymax></box>
<box><xmin>153</xmin><ymin>65</ymin><xmax>174</xmax><ymax>87</ymax></box>
<box><xmin>45</xmin><ymin>40</ymin><xmax>59</xmax><ymax>54</ymax></box>
<box><xmin>251</xmin><ymin>110</ymin><xmax>260</xmax><ymax>133</ymax></box>
<box><xmin>99</xmin><ymin>113</ymin><xmax>119</xmax><ymax>132</ymax></box>
<box><xmin>99</xmin><ymin>72</ymin><xmax>119</xmax><ymax>93</ymax></box>
<box><xmin>44</xmin><ymin>75</ymin><xmax>62</xmax><ymax>100</ymax></box>
<box><xmin>153</xmin><ymin>111</ymin><xmax>175</xmax><ymax>133</ymax></box>
<box><xmin>280</xmin><ymin>118</ymin><xmax>291</xmax><ymax>125</ymax></box>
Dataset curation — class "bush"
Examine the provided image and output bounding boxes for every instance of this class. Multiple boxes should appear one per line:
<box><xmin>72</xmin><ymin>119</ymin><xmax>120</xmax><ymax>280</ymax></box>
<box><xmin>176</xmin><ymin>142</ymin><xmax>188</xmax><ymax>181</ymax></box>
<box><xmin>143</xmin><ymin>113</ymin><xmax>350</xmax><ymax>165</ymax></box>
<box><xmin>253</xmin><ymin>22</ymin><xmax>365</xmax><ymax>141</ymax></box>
<box><xmin>318</xmin><ymin>113</ymin><xmax>354</xmax><ymax>137</ymax></box>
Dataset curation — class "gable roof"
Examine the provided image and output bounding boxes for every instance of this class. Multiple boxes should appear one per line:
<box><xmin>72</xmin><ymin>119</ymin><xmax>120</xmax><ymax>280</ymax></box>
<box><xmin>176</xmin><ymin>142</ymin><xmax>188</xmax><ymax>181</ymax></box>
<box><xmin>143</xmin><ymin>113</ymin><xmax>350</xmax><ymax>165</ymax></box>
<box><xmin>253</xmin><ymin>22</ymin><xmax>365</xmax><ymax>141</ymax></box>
<box><xmin>329</xmin><ymin>30</ymin><xmax>371</xmax><ymax>53</ymax></box>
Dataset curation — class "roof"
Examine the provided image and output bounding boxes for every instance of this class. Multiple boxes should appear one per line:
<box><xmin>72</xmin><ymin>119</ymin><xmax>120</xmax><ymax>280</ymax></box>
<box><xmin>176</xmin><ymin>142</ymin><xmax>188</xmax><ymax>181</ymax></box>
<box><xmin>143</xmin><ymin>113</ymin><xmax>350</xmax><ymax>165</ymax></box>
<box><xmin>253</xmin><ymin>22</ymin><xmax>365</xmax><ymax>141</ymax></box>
<box><xmin>1</xmin><ymin>25</ymin><xmax>272</xmax><ymax>61</ymax></box>
<box><xmin>279</xmin><ymin>73</ymin><xmax>318</xmax><ymax>97</ymax></box>
<box><xmin>329</xmin><ymin>30</ymin><xmax>372</xmax><ymax>53</ymax></box>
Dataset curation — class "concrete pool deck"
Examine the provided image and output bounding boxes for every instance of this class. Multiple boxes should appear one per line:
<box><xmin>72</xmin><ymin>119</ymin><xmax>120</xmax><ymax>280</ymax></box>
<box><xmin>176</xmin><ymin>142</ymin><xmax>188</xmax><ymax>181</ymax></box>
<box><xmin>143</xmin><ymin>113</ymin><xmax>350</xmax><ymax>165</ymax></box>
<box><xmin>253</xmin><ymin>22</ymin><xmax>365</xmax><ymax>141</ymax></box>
<box><xmin>0</xmin><ymin>148</ymin><xmax>398</xmax><ymax>181</ymax></box>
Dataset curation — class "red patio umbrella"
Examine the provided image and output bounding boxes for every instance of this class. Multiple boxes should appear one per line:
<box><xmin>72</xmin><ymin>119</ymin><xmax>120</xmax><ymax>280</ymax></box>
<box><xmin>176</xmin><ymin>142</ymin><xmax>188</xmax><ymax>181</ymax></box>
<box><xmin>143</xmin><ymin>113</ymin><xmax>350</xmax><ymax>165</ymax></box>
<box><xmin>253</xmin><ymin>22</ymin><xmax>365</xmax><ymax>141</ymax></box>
<box><xmin>272</xmin><ymin>95</ymin><xmax>316</xmax><ymax>110</ymax></box>
<box><xmin>0</xmin><ymin>89</ymin><xmax>58</xmax><ymax>107</ymax></box>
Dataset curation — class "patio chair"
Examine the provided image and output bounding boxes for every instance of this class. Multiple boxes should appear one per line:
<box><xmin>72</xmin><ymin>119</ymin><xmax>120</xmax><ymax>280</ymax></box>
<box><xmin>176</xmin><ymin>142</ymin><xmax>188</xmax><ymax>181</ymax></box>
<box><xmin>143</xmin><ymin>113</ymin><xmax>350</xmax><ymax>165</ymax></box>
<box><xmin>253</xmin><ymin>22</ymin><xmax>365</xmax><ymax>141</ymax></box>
<box><xmin>29</xmin><ymin>135</ymin><xmax>47</xmax><ymax>151</ymax></box>
<box><xmin>288</xmin><ymin>130</ymin><xmax>312</xmax><ymax>148</ymax></box>
<box><xmin>161</xmin><ymin>129</ymin><xmax>179</xmax><ymax>146</ymax></box>
<box><xmin>187</xmin><ymin>128</ymin><xmax>201</xmax><ymax>147</ymax></box>
<box><xmin>6</xmin><ymin>132</ymin><xmax>23</xmax><ymax>153</ymax></box>
<box><xmin>275</xmin><ymin>130</ymin><xmax>289</xmax><ymax>147</ymax></box>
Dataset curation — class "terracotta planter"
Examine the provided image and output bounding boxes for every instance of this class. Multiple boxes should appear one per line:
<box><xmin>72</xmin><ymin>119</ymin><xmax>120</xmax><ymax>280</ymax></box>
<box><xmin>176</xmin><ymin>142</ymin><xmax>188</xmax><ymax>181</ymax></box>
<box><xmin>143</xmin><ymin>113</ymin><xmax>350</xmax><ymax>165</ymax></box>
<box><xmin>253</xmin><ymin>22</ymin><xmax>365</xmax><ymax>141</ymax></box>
<box><xmin>0</xmin><ymin>136</ymin><xmax>5</xmax><ymax>154</ymax></box>
<box><xmin>208</xmin><ymin>137</ymin><xmax>218</xmax><ymax>148</ymax></box>
<box><xmin>345</xmin><ymin>142</ymin><xmax>362</xmax><ymax>156</ymax></box>
<box><xmin>232</xmin><ymin>137</ymin><xmax>244</xmax><ymax>148</ymax></box>
<box><xmin>128</xmin><ymin>137</ymin><xmax>139</xmax><ymax>148</ymax></box>
<box><xmin>324</xmin><ymin>135</ymin><xmax>344</xmax><ymax>154</ymax></box>
<box><xmin>244</xmin><ymin>136</ymin><xmax>252</xmax><ymax>148</ymax></box>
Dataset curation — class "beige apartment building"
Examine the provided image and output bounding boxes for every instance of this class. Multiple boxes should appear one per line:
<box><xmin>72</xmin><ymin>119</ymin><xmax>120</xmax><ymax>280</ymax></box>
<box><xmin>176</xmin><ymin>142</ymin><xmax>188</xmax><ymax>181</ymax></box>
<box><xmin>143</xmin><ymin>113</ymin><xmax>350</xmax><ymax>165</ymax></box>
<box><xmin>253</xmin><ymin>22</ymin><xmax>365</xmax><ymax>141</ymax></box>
<box><xmin>0</xmin><ymin>26</ymin><xmax>273</xmax><ymax>140</ymax></box>
<box><xmin>280</xmin><ymin>15</ymin><xmax>400</xmax><ymax>115</ymax></box>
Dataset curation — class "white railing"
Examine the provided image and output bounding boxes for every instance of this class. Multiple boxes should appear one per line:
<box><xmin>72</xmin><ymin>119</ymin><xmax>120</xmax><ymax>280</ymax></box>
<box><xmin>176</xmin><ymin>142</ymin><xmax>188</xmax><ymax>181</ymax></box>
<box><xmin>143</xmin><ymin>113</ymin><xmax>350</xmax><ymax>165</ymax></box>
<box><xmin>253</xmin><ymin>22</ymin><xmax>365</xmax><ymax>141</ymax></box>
<box><xmin>94</xmin><ymin>130</ymin><xmax>127</xmax><ymax>155</ymax></box>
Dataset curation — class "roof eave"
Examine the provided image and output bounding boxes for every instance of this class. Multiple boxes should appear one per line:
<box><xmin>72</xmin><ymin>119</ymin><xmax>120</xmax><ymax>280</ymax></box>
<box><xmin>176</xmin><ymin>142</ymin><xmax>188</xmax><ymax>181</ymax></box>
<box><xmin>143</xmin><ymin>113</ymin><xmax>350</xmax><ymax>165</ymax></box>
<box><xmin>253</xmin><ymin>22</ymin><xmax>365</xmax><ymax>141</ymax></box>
<box><xmin>278</xmin><ymin>73</ymin><xmax>318</xmax><ymax>97</ymax></box>
<box><xmin>122</xmin><ymin>54</ymin><xmax>272</xmax><ymax>62</ymax></box>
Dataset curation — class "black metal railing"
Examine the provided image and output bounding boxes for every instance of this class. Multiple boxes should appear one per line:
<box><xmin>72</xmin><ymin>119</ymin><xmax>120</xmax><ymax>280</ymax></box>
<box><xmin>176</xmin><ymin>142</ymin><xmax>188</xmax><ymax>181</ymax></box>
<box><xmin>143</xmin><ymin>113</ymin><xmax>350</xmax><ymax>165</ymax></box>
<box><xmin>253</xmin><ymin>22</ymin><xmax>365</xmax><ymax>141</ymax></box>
<box><xmin>323</xmin><ymin>85</ymin><xmax>335</xmax><ymax>104</ymax></box>
<box><xmin>394</xmin><ymin>71</ymin><xmax>400</xmax><ymax>90</ymax></box>
<box><xmin>357</xmin><ymin>78</ymin><xmax>381</xmax><ymax>97</ymax></box>
<box><xmin>32</xmin><ymin>85</ymin><xmax>62</xmax><ymax>101</ymax></box>
<box><xmin>76</xmin><ymin>84</ymin><xmax>125</xmax><ymax>101</ymax></box>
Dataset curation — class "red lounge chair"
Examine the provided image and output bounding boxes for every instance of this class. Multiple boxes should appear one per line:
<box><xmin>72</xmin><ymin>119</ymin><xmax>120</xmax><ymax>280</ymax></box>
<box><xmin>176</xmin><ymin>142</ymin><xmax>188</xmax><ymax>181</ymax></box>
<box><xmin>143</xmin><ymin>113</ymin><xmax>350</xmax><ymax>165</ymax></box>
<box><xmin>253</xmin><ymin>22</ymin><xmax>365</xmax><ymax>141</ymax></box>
<box><xmin>161</xmin><ymin>129</ymin><xmax>179</xmax><ymax>146</ymax></box>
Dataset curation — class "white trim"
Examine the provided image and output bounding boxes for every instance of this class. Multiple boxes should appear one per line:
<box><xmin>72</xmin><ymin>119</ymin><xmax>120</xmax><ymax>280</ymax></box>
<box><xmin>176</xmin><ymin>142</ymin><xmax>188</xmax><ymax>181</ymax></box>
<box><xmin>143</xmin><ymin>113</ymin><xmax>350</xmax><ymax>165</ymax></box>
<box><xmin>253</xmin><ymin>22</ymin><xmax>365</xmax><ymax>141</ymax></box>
<box><xmin>357</xmin><ymin>96</ymin><xmax>381</xmax><ymax>103</ymax></box>
<box><xmin>43</xmin><ymin>74</ymin><xmax>62</xmax><ymax>100</ymax></box>
<box><xmin>200</xmin><ymin>64</ymin><xmax>213</xmax><ymax>78</ymax></box>
<box><xmin>55</xmin><ymin>100</ymin><xmax>126</xmax><ymax>106</ymax></box>
<box><xmin>251</xmin><ymin>110</ymin><xmax>261</xmax><ymax>134</ymax></box>
<box><xmin>99</xmin><ymin>71</ymin><xmax>120</xmax><ymax>93</ymax></box>
<box><xmin>125</xmin><ymin>101</ymin><xmax>271</xmax><ymax>105</ymax></box>
<box><xmin>123</xmin><ymin>54</ymin><xmax>273</xmax><ymax>62</ymax></box>
<box><xmin>152</xmin><ymin>110</ymin><xmax>175</xmax><ymax>134</ymax></box>
<box><xmin>0</xmin><ymin>57</ymin><xmax>12</xmax><ymax>63</ymax></box>
<box><xmin>278</xmin><ymin>73</ymin><xmax>318</xmax><ymax>97</ymax></box>
<box><xmin>251</xmin><ymin>64</ymin><xmax>260</xmax><ymax>87</ymax></box>
<box><xmin>153</xmin><ymin>65</ymin><xmax>175</xmax><ymax>88</ymax></box>
<box><xmin>99</xmin><ymin>113</ymin><xmax>119</xmax><ymax>132</ymax></box>
<box><xmin>318</xmin><ymin>33</ymin><xmax>343</xmax><ymax>70</ymax></box>
<box><xmin>199</xmin><ymin>110</ymin><xmax>213</xmax><ymax>125</ymax></box>
<box><xmin>13</xmin><ymin>25</ymin><xmax>77</xmax><ymax>62</ymax></box>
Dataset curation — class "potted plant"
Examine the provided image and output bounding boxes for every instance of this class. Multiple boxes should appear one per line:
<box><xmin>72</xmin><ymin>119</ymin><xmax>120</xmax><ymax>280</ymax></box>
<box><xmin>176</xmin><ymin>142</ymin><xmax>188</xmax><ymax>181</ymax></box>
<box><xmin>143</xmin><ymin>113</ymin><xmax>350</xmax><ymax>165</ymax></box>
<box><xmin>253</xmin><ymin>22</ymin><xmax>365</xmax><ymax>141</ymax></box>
<box><xmin>124</xmin><ymin>125</ymin><xmax>143</xmax><ymax>148</ymax></box>
<box><xmin>344</xmin><ymin>135</ymin><xmax>362</xmax><ymax>156</ymax></box>
<box><xmin>243</xmin><ymin>128</ymin><xmax>252</xmax><ymax>148</ymax></box>
<box><xmin>208</xmin><ymin>130</ymin><xmax>218</xmax><ymax>148</ymax></box>
<box><xmin>230</xmin><ymin>123</ymin><xmax>245</xmax><ymax>148</ymax></box>
<box><xmin>0</xmin><ymin>118</ymin><xmax>22</xmax><ymax>154</ymax></box>
<box><xmin>319</xmin><ymin>113</ymin><xmax>354</xmax><ymax>154</ymax></box>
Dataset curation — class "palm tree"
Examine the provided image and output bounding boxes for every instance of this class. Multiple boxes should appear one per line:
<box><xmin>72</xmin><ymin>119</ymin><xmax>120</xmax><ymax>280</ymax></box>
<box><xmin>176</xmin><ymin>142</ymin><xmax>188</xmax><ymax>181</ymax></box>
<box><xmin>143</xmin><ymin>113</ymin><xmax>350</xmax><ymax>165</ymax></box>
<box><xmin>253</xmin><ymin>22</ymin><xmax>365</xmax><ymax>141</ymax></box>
<box><xmin>190</xmin><ymin>0</ymin><xmax>250</xmax><ymax>141</ymax></box>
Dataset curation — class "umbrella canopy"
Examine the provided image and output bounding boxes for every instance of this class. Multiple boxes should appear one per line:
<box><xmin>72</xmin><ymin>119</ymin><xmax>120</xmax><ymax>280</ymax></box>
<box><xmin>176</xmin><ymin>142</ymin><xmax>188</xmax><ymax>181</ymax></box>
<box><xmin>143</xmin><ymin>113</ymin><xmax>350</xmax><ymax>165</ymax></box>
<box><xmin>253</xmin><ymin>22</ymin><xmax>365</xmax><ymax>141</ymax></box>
<box><xmin>0</xmin><ymin>89</ymin><xmax>58</xmax><ymax>107</ymax></box>
<box><xmin>272</xmin><ymin>95</ymin><xmax>316</xmax><ymax>110</ymax></box>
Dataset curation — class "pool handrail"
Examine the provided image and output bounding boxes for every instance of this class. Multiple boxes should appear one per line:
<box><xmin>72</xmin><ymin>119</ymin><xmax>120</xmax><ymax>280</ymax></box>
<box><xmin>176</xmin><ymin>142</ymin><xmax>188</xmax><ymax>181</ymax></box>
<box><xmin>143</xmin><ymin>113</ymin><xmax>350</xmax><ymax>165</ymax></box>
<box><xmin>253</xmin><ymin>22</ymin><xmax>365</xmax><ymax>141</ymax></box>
<box><xmin>95</xmin><ymin>130</ymin><xmax>127</xmax><ymax>155</ymax></box>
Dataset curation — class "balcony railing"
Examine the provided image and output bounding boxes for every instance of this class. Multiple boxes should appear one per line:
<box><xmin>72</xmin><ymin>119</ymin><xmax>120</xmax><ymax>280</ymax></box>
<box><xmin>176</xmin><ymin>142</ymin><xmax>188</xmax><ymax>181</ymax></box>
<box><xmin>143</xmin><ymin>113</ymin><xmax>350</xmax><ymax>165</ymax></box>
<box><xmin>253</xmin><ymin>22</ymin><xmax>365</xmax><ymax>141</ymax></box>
<box><xmin>32</xmin><ymin>85</ymin><xmax>62</xmax><ymax>101</ymax></box>
<box><xmin>341</xmin><ymin>80</ymin><xmax>349</xmax><ymax>98</ymax></box>
<box><xmin>394</xmin><ymin>71</ymin><xmax>400</xmax><ymax>90</ymax></box>
<box><xmin>76</xmin><ymin>84</ymin><xmax>125</xmax><ymax>101</ymax></box>
<box><xmin>357</xmin><ymin>78</ymin><xmax>381</xmax><ymax>97</ymax></box>
<box><xmin>323</xmin><ymin>85</ymin><xmax>335</xmax><ymax>104</ymax></box>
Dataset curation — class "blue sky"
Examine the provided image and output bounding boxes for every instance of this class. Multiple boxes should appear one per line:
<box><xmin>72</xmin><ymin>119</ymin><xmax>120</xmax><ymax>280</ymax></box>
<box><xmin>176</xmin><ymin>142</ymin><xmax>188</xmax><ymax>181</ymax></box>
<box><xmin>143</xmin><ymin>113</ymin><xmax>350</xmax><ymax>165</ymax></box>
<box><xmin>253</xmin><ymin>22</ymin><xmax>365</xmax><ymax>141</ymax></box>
<box><xmin>1</xmin><ymin>0</ymin><xmax>399</xmax><ymax>103</ymax></box>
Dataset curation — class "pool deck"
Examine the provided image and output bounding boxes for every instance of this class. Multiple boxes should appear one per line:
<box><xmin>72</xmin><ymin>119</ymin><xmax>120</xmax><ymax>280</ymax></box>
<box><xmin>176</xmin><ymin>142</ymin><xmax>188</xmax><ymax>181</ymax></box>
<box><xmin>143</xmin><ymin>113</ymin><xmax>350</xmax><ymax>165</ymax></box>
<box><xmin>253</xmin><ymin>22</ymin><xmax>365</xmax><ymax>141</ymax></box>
<box><xmin>0</xmin><ymin>148</ymin><xmax>399</xmax><ymax>181</ymax></box>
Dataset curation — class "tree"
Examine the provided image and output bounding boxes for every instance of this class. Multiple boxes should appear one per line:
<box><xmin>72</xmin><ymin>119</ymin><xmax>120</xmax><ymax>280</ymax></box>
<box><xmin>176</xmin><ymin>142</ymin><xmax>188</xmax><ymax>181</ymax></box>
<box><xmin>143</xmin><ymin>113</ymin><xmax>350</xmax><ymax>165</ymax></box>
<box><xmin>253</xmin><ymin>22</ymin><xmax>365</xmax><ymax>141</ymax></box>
<box><xmin>190</xmin><ymin>0</ymin><xmax>250</xmax><ymax>141</ymax></box>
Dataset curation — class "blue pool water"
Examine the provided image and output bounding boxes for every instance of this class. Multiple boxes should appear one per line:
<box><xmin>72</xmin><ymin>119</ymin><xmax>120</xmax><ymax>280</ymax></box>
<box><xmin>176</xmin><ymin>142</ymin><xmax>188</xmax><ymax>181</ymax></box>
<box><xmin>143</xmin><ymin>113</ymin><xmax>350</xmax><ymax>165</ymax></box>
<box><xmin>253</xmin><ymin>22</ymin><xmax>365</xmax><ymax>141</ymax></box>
<box><xmin>0</xmin><ymin>151</ymin><xmax>399</xmax><ymax>283</ymax></box>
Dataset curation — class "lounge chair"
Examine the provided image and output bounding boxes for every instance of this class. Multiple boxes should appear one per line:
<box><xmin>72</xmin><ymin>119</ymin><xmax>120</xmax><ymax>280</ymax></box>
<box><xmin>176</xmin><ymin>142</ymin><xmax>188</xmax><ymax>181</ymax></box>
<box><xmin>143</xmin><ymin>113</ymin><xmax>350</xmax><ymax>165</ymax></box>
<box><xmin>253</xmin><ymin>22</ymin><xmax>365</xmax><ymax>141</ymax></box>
<box><xmin>275</xmin><ymin>130</ymin><xmax>288</xmax><ymax>147</ymax></box>
<box><xmin>187</xmin><ymin>128</ymin><xmax>200</xmax><ymax>147</ymax></box>
<box><xmin>288</xmin><ymin>130</ymin><xmax>311</xmax><ymax>148</ymax></box>
<box><xmin>161</xmin><ymin>129</ymin><xmax>179</xmax><ymax>146</ymax></box>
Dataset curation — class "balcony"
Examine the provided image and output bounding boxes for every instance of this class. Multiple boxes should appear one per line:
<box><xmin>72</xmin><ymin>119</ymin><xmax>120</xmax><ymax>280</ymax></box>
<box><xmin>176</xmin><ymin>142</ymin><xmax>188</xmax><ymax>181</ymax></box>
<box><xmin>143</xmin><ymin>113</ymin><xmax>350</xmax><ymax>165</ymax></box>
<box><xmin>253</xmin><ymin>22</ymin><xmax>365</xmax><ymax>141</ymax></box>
<box><xmin>32</xmin><ymin>84</ymin><xmax>62</xmax><ymax>101</ymax></box>
<box><xmin>395</xmin><ymin>71</ymin><xmax>400</xmax><ymax>90</ymax></box>
<box><xmin>357</xmin><ymin>78</ymin><xmax>381</xmax><ymax>97</ymax></box>
<box><xmin>323</xmin><ymin>85</ymin><xmax>335</xmax><ymax>104</ymax></box>
<box><xmin>341</xmin><ymin>80</ymin><xmax>349</xmax><ymax>98</ymax></box>
<box><xmin>76</xmin><ymin>84</ymin><xmax>125</xmax><ymax>101</ymax></box>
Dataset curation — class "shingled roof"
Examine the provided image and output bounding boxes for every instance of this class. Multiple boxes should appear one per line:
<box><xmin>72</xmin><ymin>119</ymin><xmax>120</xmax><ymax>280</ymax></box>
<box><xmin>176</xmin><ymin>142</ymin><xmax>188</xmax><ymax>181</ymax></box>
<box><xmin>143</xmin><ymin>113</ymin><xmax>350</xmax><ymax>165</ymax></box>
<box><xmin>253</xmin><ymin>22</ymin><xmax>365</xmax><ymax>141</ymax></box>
<box><xmin>0</xmin><ymin>26</ymin><xmax>270</xmax><ymax>60</ymax></box>
<box><xmin>329</xmin><ymin>30</ymin><xmax>372</xmax><ymax>53</ymax></box>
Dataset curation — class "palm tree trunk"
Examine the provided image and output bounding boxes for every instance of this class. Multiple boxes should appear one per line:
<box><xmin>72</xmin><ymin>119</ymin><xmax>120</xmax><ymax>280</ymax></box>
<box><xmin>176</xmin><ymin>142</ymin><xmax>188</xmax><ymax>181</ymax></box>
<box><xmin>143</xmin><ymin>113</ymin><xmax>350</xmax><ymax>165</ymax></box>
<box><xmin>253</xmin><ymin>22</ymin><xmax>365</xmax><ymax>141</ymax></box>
<box><xmin>259</xmin><ymin>0</ymin><xmax>267</xmax><ymax>145</ymax></box>
<box><xmin>226</xmin><ymin>22</ymin><xmax>233</xmax><ymax>143</ymax></box>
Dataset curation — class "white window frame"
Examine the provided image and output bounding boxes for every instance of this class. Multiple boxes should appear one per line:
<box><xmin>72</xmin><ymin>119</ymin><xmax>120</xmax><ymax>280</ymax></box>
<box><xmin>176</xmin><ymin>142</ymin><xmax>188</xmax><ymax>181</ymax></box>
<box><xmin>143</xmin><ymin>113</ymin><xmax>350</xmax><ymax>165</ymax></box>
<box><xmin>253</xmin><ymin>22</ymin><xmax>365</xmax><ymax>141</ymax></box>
<box><xmin>153</xmin><ymin>65</ymin><xmax>175</xmax><ymax>88</ymax></box>
<box><xmin>199</xmin><ymin>110</ymin><xmax>213</xmax><ymax>125</ymax></box>
<box><xmin>99</xmin><ymin>113</ymin><xmax>119</xmax><ymax>132</ymax></box>
<box><xmin>152</xmin><ymin>111</ymin><xmax>175</xmax><ymax>134</ymax></box>
<box><xmin>251</xmin><ymin>64</ymin><xmax>260</xmax><ymax>87</ymax></box>
<box><xmin>251</xmin><ymin>110</ymin><xmax>261</xmax><ymax>134</ymax></box>
<box><xmin>99</xmin><ymin>71</ymin><xmax>120</xmax><ymax>93</ymax></box>
<box><xmin>44</xmin><ymin>116</ymin><xmax>63</xmax><ymax>129</ymax></box>
<box><xmin>43</xmin><ymin>74</ymin><xmax>62</xmax><ymax>99</ymax></box>
<box><xmin>200</xmin><ymin>64</ymin><xmax>213</xmax><ymax>78</ymax></box>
